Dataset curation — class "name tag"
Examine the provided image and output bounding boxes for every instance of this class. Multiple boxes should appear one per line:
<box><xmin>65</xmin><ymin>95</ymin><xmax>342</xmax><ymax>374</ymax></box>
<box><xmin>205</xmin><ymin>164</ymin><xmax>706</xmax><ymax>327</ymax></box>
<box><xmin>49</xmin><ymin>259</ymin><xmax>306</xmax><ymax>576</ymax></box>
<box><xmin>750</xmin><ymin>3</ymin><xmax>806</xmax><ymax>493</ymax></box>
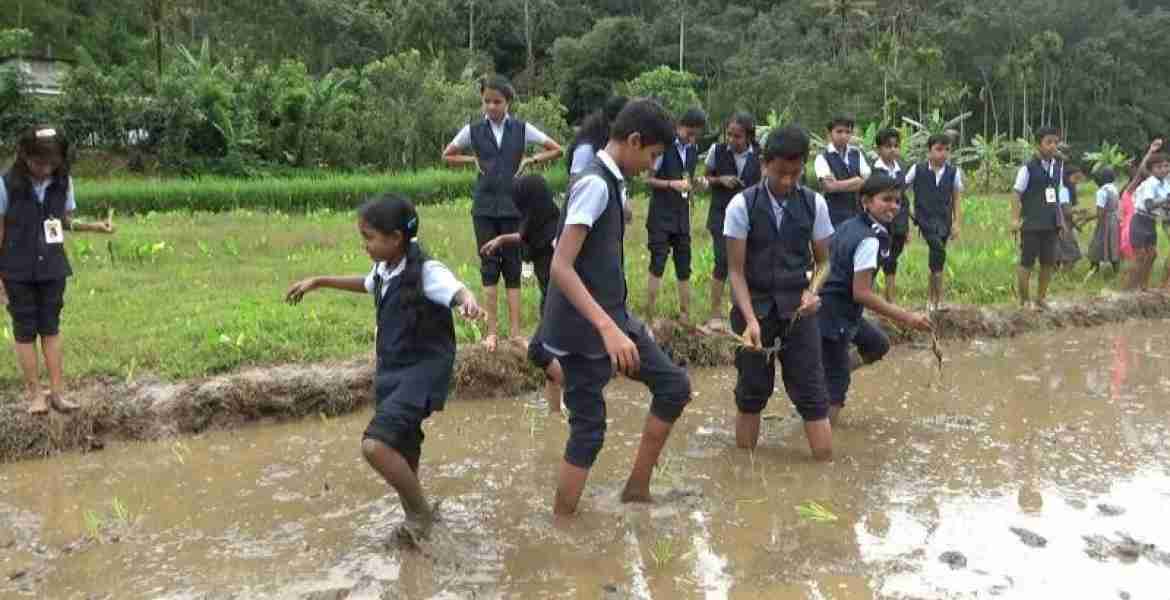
<box><xmin>44</xmin><ymin>219</ymin><xmax>64</xmax><ymax>244</ymax></box>
<box><xmin>1045</xmin><ymin>187</ymin><xmax>1057</xmax><ymax>205</ymax></box>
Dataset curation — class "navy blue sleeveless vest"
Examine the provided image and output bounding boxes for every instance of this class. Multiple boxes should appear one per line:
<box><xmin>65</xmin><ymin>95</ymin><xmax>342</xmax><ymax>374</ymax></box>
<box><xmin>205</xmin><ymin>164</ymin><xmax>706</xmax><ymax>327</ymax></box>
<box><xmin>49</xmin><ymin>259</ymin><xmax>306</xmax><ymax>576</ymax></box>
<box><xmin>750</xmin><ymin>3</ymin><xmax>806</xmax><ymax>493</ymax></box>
<box><xmin>707</xmin><ymin>144</ymin><xmax>761</xmax><ymax>232</ymax></box>
<box><xmin>648</xmin><ymin>140</ymin><xmax>697</xmax><ymax>235</ymax></box>
<box><xmin>470</xmin><ymin>117</ymin><xmax>527</xmax><ymax>219</ymax></box>
<box><xmin>819</xmin><ymin>213</ymin><xmax>890</xmax><ymax>341</ymax></box>
<box><xmin>736</xmin><ymin>182</ymin><xmax>817</xmax><ymax>323</ymax></box>
<box><xmin>822</xmin><ymin>147</ymin><xmax>863</xmax><ymax>226</ymax></box>
<box><xmin>911</xmin><ymin>161</ymin><xmax>958</xmax><ymax>237</ymax></box>
<box><xmin>0</xmin><ymin>173</ymin><xmax>73</xmax><ymax>282</ymax></box>
<box><xmin>1020</xmin><ymin>158</ymin><xmax>1063</xmax><ymax>232</ymax></box>
<box><xmin>873</xmin><ymin>162</ymin><xmax>910</xmax><ymax>236</ymax></box>
<box><xmin>541</xmin><ymin>158</ymin><xmax>627</xmax><ymax>356</ymax></box>
<box><xmin>372</xmin><ymin>262</ymin><xmax>457</xmax><ymax>409</ymax></box>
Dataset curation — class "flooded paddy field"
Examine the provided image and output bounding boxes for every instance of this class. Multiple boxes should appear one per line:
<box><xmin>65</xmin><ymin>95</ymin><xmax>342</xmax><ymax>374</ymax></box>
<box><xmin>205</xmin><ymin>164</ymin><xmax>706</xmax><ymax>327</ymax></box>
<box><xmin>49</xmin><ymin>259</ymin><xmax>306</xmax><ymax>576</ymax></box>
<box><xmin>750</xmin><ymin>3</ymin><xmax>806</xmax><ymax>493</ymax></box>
<box><xmin>2</xmin><ymin>321</ymin><xmax>1168</xmax><ymax>599</ymax></box>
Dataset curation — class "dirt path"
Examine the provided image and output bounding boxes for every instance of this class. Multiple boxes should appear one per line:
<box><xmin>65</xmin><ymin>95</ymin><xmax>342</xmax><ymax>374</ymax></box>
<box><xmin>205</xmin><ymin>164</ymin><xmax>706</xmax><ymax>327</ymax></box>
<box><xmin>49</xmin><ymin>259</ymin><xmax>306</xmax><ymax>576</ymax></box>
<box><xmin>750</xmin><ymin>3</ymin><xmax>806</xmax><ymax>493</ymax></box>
<box><xmin>2</xmin><ymin>290</ymin><xmax>1168</xmax><ymax>463</ymax></box>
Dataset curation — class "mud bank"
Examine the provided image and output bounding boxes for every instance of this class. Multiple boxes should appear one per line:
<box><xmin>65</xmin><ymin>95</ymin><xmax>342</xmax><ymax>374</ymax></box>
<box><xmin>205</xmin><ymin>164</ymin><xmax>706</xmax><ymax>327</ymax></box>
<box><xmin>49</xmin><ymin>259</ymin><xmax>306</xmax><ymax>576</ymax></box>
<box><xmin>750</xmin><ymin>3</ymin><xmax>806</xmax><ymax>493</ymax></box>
<box><xmin>2</xmin><ymin>290</ymin><xmax>1168</xmax><ymax>463</ymax></box>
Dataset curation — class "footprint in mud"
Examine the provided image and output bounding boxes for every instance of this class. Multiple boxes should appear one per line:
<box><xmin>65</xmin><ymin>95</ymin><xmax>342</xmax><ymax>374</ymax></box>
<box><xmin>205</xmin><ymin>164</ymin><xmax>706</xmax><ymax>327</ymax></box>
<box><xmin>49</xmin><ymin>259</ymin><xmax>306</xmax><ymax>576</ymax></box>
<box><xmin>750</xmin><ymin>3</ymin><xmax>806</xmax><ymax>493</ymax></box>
<box><xmin>1009</xmin><ymin>526</ymin><xmax>1048</xmax><ymax>548</ymax></box>
<box><xmin>1082</xmin><ymin>532</ymin><xmax>1170</xmax><ymax>566</ymax></box>
<box><xmin>1097</xmin><ymin>503</ymin><xmax>1127</xmax><ymax>517</ymax></box>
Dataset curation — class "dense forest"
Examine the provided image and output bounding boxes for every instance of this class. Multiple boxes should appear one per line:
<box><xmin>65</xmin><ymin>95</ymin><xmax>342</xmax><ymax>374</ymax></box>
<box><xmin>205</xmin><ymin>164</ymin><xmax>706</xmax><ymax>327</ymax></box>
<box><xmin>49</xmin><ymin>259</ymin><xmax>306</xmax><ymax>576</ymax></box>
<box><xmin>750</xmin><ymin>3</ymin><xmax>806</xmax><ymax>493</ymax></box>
<box><xmin>2</xmin><ymin>0</ymin><xmax>1170</xmax><ymax>179</ymax></box>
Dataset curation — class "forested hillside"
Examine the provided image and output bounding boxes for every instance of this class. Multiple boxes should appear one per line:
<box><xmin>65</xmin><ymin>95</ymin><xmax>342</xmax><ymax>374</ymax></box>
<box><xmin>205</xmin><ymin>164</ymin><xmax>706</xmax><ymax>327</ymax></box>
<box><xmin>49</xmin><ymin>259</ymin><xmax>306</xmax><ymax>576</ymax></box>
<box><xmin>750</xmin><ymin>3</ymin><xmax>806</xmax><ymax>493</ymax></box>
<box><xmin>3</xmin><ymin>0</ymin><xmax>1169</xmax><ymax>176</ymax></box>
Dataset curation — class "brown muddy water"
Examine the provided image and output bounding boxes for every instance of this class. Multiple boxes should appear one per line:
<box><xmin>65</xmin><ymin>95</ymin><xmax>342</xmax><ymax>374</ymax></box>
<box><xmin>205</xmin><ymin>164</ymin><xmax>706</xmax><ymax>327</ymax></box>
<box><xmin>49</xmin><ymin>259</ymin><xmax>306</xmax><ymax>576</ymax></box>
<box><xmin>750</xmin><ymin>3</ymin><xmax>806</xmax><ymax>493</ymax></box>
<box><xmin>2</xmin><ymin>321</ymin><xmax>1169</xmax><ymax>599</ymax></box>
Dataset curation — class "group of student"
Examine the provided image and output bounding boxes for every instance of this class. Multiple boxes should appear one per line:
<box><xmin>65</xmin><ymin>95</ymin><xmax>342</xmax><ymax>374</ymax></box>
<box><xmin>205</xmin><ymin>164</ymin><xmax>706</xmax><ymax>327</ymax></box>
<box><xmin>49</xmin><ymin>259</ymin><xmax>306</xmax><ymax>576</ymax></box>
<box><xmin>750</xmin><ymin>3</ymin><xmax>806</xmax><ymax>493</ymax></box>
<box><xmin>7</xmin><ymin>74</ymin><xmax>1170</xmax><ymax>539</ymax></box>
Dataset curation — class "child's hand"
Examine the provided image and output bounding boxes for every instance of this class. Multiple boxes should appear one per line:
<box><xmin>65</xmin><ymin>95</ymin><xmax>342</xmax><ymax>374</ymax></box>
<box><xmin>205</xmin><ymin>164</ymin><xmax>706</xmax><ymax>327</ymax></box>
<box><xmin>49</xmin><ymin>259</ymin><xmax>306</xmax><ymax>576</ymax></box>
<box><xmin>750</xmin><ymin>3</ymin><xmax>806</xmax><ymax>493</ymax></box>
<box><xmin>479</xmin><ymin>236</ymin><xmax>502</xmax><ymax>256</ymax></box>
<box><xmin>719</xmin><ymin>175</ymin><xmax>741</xmax><ymax>189</ymax></box>
<box><xmin>285</xmin><ymin>278</ymin><xmax>318</xmax><ymax>304</ymax></box>
<box><xmin>797</xmin><ymin>289</ymin><xmax>821</xmax><ymax>317</ymax></box>
<box><xmin>96</xmin><ymin>220</ymin><xmax>115</xmax><ymax>234</ymax></box>
<box><xmin>600</xmin><ymin>323</ymin><xmax>640</xmax><ymax>377</ymax></box>
<box><xmin>741</xmin><ymin>318</ymin><xmax>763</xmax><ymax>349</ymax></box>
<box><xmin>670</xmin><ymin>180</ymin><xmax>691</xmax><ymax>193</ymax></box>
<box><xmin>902</xmin><ymin>312</ymin><xmax>933</xmax><ymax>332</ymax></box>
<box><xmin>457</xmin><ymin>293</ymin><xmax>484</xmax><ymax>321</ymax></box>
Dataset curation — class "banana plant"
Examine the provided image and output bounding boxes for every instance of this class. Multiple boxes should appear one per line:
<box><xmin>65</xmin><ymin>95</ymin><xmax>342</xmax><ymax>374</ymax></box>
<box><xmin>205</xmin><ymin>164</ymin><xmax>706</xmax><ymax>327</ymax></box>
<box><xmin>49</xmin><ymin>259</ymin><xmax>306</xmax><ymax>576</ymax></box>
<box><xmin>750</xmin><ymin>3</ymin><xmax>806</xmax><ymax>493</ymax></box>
<box><xmin>1084</xmin><ymin>142</ymin><xmax>1130</xmax><ymax>175</ymax></box>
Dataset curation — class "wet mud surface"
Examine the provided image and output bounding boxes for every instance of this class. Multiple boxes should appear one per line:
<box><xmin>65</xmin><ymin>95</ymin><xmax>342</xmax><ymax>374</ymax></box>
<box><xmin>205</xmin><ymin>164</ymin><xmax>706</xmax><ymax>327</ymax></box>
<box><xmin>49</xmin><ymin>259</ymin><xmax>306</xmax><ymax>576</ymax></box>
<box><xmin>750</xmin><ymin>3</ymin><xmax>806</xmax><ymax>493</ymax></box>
<box><xmin>2</xmin><ymin>320</ymin><xmax>1169</xmax><ymax>598</ymax></box>
<box><xmin>3</xmin><ymin>290</ymin><xmax>1170</xmax><ymax>463</ymax></box>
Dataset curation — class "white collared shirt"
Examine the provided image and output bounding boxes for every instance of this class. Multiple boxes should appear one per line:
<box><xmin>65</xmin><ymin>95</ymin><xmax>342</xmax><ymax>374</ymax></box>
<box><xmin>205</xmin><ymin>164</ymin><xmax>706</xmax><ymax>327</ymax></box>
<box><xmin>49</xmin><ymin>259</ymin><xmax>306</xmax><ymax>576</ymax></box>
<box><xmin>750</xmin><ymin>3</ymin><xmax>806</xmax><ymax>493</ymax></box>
<box><xmin>854</xmin><ymin>221</ymin><xmax>888</xmax><ymax>272</ymax></box>
<box><xmin>1013</xmin><ymin>159</ymin><xmax>1070</xmax><ymax>204</ymax></box>
<box><xmin>1134</xmin><ymin>176</ymin><xmax>1170</xmax><ymax>217</ymax></box>
<box><xmin>814</xmin><ymin>144</ymin><xmax>872</xmax><ymax>181</ymax></box>
<box><xmin>904</xmin><ymin>161</ymin><xmax>965</xmax><ymax>191</ymax></box>
<box><xmin>563</xmin><ymin>150</ymin><xmax>626</xmax><ymax>228</ymax></box>
<box><xmin>450</xmin><ymin>114</ymin><xmax>550</xmax><ymax>149</ymax></box>
<box><xmin>652</xmin><ymin>138</ymin><xmax>693</xmax><ymax>172</ymax></box>
<box><xmin>364</xmin><ymin>256</ymin><xmax>465</xmax><ymax>307</ymax></box>
<box><xmin>723</xmin><ymin>181</ymin><xmax>834</xmax><ymax>241</ymax></box>
<box><xmin>705</xmin><ymin>143</ymin><xmax>754</xmax><ymax>177</ymax></box>
<box><xmin>0</xmin><ymin>176</ymin><xmax>78</xmax><ymax>213</ymax></box>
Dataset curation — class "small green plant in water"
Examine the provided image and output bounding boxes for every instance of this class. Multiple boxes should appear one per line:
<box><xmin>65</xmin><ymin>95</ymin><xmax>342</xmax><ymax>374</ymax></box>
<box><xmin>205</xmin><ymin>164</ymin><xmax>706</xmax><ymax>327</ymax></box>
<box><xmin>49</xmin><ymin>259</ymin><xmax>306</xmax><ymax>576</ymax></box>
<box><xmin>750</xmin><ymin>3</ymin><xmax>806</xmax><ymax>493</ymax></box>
<box><xmin>795</xmin><ymin>501</ymin><xmax>839</xmax><ymax>523</ymax></box>
<box><xmin>650</xmin><ymin>537</ymin><xmax>675</xmax><ymax>568</ymax></box>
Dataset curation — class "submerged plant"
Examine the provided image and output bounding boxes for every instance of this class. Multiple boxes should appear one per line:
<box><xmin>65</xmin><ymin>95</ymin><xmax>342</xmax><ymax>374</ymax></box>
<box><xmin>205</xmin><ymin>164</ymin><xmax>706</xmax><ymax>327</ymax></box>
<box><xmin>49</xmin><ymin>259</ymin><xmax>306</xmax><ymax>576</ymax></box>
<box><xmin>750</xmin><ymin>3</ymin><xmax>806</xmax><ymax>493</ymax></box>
<box><xmin>795</xmin><ymin>501</ymin><xmax>839</xmax><ymax>523</ymax></box>
<box><xmin>650</xmin><ymin>537</ymin><xmax>675</xmax><ymax>568</ymax></box>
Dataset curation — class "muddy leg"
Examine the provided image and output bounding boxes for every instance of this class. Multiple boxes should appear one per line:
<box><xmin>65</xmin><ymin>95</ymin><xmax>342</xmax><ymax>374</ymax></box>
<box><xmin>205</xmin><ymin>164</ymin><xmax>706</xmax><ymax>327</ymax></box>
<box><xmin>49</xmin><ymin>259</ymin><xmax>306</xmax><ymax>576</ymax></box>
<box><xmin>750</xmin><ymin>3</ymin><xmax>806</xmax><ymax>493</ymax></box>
<box><xmin>1017</xmin><ymin>267</ymin><xmax>1032</xmax><ymax>306</ymax></box>
<box><xmin>621</xmin><ymin>414</ymin><xmax>672</xmax><ymax>504</ymax></box>
<box><xmin>883</xmin><ymin>274</ymin><xmax>897</xmax><ymax>304</ymax></box>
<box><xmin>41</xmin><ymin>335</ymin><xmax>77</xmax><ymax>411</ymax></box>
<box><xmin>929</xmin><ymin>272</ymin><xmax>944</xmax><ymax>309</ymax></box>
<box><xmin>677</xmin><ymin>280</ymin><xmax>690</xmax><ymax>323</ymax></box>
<box><xmin>645</xmin><ymin>275</ymin><xmax>662</xmax><ymax>321</ymax></box>
<box><xmin>804</xmin><ymin>418</ymin><xmax>833</xmax><ymax>461</ymax></box>
<box><xmin>554</xmin><ymin>461</ymin><xmax>590</xmax><ymax>517</ymax></box>
<box><xmin>708</xmin><ymin>278</ymin><xmax>725</xmax><ymax>324</ymax></box>
<box><xmin>362</xmin><ymin>439</ymin><xmax>431</xmax><ymax>520</ymax></box>
<box><xmin>735</xmin><ymin>412</ymin><xmax>761</xmax><ymax>449</ymax></box>
<box><xmin>506</xmin><ymin>287</ymin><xmax>524</xmax><ymax>344</ymax></box>
<box><xmin>14</xmin><ymin>341</ymin><xmax>46</xmax><ymax>414</ymax></box>
<box><xmin>482</xmin><ymin>285</ymin><xmax>499</xmax><ymax>350</ymax></box>
<box><xmin>544</xmin><ymin>359</ymin><xmax>563</xmax><ymax>416</ymax></box>
<box><xmin>1036</xmin><ymin>265</ymin><xmax>1054</xmax><ymax>307</ymax></box>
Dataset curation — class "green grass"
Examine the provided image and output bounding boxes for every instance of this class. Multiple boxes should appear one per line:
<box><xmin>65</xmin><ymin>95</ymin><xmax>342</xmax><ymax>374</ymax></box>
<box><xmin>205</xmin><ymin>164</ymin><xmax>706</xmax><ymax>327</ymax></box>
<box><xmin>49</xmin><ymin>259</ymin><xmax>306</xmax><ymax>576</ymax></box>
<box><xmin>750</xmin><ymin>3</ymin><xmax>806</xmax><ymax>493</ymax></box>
<box><xmin>0</xmin><ymin>192</ymin><xmax>1160</xmax><ymax>390</ymax></box>
<box><xmin>73</xmin><ymin>168</ymin><xmax>570</xmax><ymax>216</ymax></box>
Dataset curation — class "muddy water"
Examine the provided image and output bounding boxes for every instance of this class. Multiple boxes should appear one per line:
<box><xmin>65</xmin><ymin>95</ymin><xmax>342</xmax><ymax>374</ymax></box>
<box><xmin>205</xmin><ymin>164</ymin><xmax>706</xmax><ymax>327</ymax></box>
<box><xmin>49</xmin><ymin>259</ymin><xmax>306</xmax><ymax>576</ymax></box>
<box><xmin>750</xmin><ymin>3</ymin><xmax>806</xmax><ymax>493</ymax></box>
<box><xmin>3</xmin><ymin>322</ymin><xmax>1170</xmax><ymax>599</ymax></box>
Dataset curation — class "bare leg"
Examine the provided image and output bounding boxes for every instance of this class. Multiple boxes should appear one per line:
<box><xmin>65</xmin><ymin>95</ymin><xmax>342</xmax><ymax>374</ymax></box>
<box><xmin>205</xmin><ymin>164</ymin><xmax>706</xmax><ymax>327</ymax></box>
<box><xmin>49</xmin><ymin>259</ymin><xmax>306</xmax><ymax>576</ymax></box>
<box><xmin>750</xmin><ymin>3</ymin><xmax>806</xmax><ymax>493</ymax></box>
<box><xmin>544</xmin><ymin>359</ymin><xmax>563</xmax><ymax>416</ymax></box>
<box><xmin>677</xmin><ymin>280</ymin><xmax>690</xmax><ymax>322</ymax></box>
<box><xmin>362</xmin><ymin>439</ymin><xmax>431</xmax><ymax>521</ymax></box>
<box><xmin>883</xmin><ymin>274</ymin><xmax>897</xmax><ymax>304</ymax></box>
<box><xmin>482</xmin><ymin>285</ymin><xmax>499</xmax><ymax>350</ymax></box>
<box><xmin>1036</xmin><ymin>265</ymin><xmax>1054</xmax><ymax>307</ymax></box>
<box><xmin>40</xmin><ymin>335</ymin><xmax>77</xmax><ymax>411</ymax></box>
<box><xmin>707</xmin><ymin>278</ymin><xmax>725</xmax><ymax>325</ymax></box>
<box><xmin>506</xmin><ymin>287</ymin><xmax>524</xmax><ymax>345</ymax></box>
<box><xmin>1017</xmin><ymin>267</ymin><xmax>1032</xmax><ymax>307</ymax></box>
<box><xmin>736</xmin><ymin>412</ymin><xmax>761</xmax><ymax>449</ymax></box>
<box><xmin>828</xmin><ymin>404</ymin><xmax>843</xmax><ymax>425</ymax></box>
<box><xmin>645</xmin><ymin>275</ymin><xmax>662</xmax><ymax>321</ymax></box>
<box><xmin>14</xmin><ymin>341</ymin><xmax>46</xmax><ymax>414</ymax></box>
<box><xmin>929</xmin><ymin>272</ymin><xmax>944</xmax><ymax>309</ymax></box>
<box><xmin>621</xmin><ymin>414</ymin><xmax>673</xmax><ymax>503</ymax></box>
<box><xmin>804</xmin><ymin>418</ymin><xmax>833</xmax><ymax>461</ymax></box>
<box><xmin>554</xmin><ymin>460</ymin><xmax>590</xmax><ymax>517</ymax></box>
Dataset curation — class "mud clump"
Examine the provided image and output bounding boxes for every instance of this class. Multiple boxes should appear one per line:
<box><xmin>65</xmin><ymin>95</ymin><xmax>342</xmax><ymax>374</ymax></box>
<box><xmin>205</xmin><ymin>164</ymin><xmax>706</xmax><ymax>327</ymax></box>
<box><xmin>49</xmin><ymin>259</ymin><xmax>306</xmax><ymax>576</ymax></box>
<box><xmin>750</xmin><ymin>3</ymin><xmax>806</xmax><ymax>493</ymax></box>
<box><xmin>1083</xmin><ymin>532</ymin><xmax>1170</xmax><ymax>566</ymax></box>
<box><xmin>1097</xmin><ymin>504</ymin><xmax>1126</xmax><ymax>517</ymax></box>
<box><xmin>3</xmin><ymin>291</ymin><xmax>1170</xmax><ymax>463</ymax></box>
<box><xmin>1010</xmin><ymin>527</ymin><xmax>1048</xmax><ymax>548</ymax></box>
<box><xmin>939</xmin><ymin>550</ymin><xmax>967</xmax><ymax>569</ymax></box>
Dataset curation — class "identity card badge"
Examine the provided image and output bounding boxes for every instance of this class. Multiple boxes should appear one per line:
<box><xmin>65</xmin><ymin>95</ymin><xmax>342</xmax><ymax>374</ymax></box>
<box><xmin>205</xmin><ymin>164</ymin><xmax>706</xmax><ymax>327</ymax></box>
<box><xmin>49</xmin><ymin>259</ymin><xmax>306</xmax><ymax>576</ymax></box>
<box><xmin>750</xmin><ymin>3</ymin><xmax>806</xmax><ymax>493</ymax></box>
<box><xmin>44</xmin><ymin>218</ymin><xmax>64</xmax><ymax>244</ymax></box>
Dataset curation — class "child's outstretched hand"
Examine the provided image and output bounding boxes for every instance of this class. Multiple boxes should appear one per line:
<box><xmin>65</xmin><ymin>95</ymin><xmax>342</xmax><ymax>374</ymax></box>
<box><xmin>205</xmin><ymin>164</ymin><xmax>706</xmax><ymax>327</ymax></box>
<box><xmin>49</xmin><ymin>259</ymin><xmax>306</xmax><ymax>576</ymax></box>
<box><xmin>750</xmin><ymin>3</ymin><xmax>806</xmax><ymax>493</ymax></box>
<box><xmin>455</xmin><ymin>290</ymin><xmax>484</xmax><ymax>321</ymax></box>
<box><xmin>285</xmin><ymin>278</ymin><xmax>318</xmax><ymax>304</ymax></box>
<box><xmin>902</xmin><ymin>312</ymin><xmax>933</xmax><ymax>333</ymax></box>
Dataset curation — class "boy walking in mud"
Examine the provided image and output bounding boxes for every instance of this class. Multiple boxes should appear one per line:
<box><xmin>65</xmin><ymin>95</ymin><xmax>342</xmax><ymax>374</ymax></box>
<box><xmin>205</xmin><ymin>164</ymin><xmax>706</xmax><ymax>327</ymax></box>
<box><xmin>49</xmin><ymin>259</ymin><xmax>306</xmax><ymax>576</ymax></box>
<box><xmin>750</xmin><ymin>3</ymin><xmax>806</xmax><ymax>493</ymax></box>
<box><xmin>540</xmin><ymin>99</ymin><xmax>692</xmax><ymax>517</ymax></box>
<box><xmin>724</xmin><ymin>126</ymin><xmax>836</xmax><ymax>460</ymax></box>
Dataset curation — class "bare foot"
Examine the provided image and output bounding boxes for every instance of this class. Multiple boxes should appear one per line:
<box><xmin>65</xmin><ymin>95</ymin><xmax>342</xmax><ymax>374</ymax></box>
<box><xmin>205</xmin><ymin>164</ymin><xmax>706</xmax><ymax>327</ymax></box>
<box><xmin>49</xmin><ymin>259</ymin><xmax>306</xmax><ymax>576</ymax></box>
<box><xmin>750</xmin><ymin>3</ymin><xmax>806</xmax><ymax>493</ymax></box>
<box><xmin>1034</xmin><ymin>299</ymin><xmax>1049</xmax><ymax>310</ymax></box>
<box><xmin>48</xmin><ymin>392</ymin><xmax>79</xmax><ymax>413</ymax></box>
<box><xmin>509</xmin><ymin>335</ymin><xmax>528</xmax><ymax>348</ymax></box>
<box><xmin>26</xmin><ymin>392</ymin><xmax>48</xmax><ymax>415</ymax></box>
<box><xmin>482</xmin><ymin>334</ymin><xmax>498</xmax><ymax>352</ymax></box>
<box><xmin>619</xmin><ymin>487</ymin><xmax>654</xmax><ymax>504</ymax></box>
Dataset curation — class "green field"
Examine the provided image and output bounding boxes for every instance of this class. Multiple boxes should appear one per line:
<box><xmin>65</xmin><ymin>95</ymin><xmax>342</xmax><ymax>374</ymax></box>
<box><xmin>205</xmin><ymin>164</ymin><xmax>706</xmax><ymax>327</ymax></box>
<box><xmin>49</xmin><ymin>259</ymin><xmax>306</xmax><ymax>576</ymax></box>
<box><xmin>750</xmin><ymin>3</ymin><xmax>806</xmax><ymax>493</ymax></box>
<box><xmin>0</xmin><ymin>191</ymin><xmax>1155</xmax><ymax>388</ymax></box>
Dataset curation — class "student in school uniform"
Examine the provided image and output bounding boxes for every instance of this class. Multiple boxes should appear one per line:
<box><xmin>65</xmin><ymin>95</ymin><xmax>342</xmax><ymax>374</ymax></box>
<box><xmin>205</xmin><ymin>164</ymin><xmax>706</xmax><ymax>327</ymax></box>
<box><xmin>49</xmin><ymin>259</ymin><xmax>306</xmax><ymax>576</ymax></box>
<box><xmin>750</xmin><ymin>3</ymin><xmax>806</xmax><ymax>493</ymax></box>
<box><xmin>478</xmin><ymin>175</ymin><xmax>564</xmax><ymax>415</ymax></box>
<box><xmin>724</xmin><ymin>125</ymin><xmax>836</xmax><ymax>460</ymax></box>
<box><xmin>286</xmin><ymin>195</ymin><xmax>483</xmax><ymax>541</ymax></box>
<box><xmin>442</xmin><ymin>75</ymin><xmax>563</xmax><ymax>352</ymax></box>
<box><xmin>644</xmin><ymin>108</ymin><xmax>707</xmax><ymax>322</ymax></box>
<box><xmin>1012</xmin><ymin>126</ymin><xmax>1070</xmax><ymax>309</ymax></box>
<box><xmin>904</xmin><ymin>133</ymin><xmax>965</xmax><ymax>311</ymax></box>
<box><xmin>702</xmin><ymin>111</ymin><xmax>762</xmax><ymax>333</ymax></box>
<box><xmin>1127</xmin><ymin>152</ymin><xmax>1170</xmax><ymax>290</ymax></box>
<box><xmin>871</xmin><ymin>128</ymin><xmax>909</xmax><ymax>303</ymax></box>
<box><xmin>0</xmin><ymin>126</ymin><xmax>115</xmax><ymax>415</ymax></box>
<box><xmin>541</xmin><ymin>99</ymin><xmax>692</xmax><ymax>517</ymax></box>
<box><xmin>1056</xmin><ymin>164</ymin><xmax>1086</xmax><ymax>269</ymax></box>
<box><xmin>820</xmin><ymin>174</ymin><xmax>933</xmax><ymax>423</ymax></box>
<box><xmin>568</xmin><ymin>96</ymin><xmax>631</xmax><ymax>223</ymax></box>
<box><xmin>1088</xmin><ymin>168</ymin><xmax>1122</xmax><ymax>276</ymax></box>
<box><xmin>815</xmin><ymin>115</ymin><xmax>871</xmax><ymax>226</ymax></box>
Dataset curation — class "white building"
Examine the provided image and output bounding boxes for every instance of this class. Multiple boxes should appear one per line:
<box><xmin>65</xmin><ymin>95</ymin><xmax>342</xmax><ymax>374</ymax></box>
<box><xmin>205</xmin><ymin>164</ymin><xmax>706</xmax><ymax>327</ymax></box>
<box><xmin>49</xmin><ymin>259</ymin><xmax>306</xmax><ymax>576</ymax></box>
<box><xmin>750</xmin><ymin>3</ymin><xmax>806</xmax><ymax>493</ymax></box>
<box><xmin>0</xmin><ymin>54</ymin><xmax>72</xmax><ymax>96</ymax></box>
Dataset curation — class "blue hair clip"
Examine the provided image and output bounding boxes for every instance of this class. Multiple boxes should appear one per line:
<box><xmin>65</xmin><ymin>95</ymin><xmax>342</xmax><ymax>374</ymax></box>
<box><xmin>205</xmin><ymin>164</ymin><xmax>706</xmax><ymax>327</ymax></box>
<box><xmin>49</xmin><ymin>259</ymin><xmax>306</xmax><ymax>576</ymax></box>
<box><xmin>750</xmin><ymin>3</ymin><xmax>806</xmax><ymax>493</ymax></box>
<box><xmin>406</xmin><ymin>216</ymin><xmax>418</xmax><ymax>234</ymax></box>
